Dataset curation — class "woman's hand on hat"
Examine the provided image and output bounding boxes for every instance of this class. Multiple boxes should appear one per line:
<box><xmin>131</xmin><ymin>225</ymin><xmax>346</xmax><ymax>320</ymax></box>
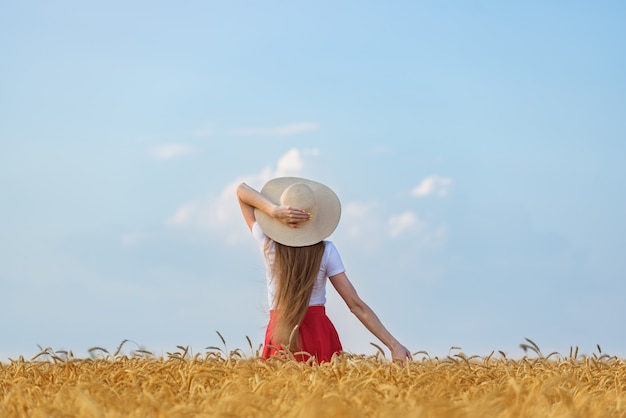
<box><xmin>273</xmin><ymin>205</ymin><xmax>312</xmax><ymax>228</ymax></box>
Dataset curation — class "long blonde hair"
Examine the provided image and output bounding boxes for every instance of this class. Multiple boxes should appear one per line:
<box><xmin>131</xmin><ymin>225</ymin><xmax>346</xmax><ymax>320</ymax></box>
<box><xmin>266</xmin><ymin>240</ymin><xmax>326</xmax><ymax>350</ymax></box>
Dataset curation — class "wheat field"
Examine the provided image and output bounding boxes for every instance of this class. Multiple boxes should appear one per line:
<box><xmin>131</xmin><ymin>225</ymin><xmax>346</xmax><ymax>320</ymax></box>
<box><xmin>1</xmin><ymin>339</ymin><xmax>625</xmax><ymax>418</ymax></box>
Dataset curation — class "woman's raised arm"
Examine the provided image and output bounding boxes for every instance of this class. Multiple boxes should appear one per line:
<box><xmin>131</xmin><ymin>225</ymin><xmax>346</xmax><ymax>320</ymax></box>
<box><xmin>237</xmin><ymin>182</ymin><xmax>312</xmax><ymax>231</ymax></box>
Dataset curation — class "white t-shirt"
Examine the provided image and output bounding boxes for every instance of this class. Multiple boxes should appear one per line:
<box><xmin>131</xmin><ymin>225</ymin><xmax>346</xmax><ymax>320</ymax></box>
<box><xmin>252</xmin><ymin>222</ymin><xmax>345</xmax><ymax>309</ymax></box>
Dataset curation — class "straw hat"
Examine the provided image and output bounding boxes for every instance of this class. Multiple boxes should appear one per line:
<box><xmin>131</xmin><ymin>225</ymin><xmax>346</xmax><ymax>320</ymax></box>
<box><xmin>255</xmin><ymin>177</ymin><xmax>341</xmax><ymax>247</ymax></box>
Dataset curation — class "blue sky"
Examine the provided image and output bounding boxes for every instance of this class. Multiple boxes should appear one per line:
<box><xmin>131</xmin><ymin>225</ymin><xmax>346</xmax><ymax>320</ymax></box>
<box><xmin>1</xmin><ymin>1</ymin><xmax>625</xmax><ymax>361</ymax></box>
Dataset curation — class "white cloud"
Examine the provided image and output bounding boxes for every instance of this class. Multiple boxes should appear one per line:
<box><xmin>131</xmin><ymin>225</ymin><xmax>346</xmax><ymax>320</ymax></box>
<box><xmin>341</xmin><ymin>201</ymin><xmax>379</xmax><ymax>239</ymax></box>
<box><xmin>166</xmin><ymin>148</ymin><xmax>319</xmax><ymax>245</ymax></box>
<box><xmin>411</xmin><ymin>175</ymin><xmax>453</xmax><ymax>198</ymax></box>
<box><xmin>386</xmin><ymin>211</ymin><xmax>447</xmax><ymax>247</ymax></box>
<box><xmin>150</xmin><ymin>143</ymin><xmax>193</xmax><ymax>160</ymax></box>
<box><xmin>338</xmin><ymin>203</ymin><xmax>447</xmax><ymax>252</ymax></box>
<box><xmin>168</xmin><ymin>201</ymin><xmax>202</xmax><ymax>227</ymax></box>
<box><xmin>274</xmin><ymin>148</ymin><xmax>319</xmax><ymax>177</ymax></box>
<box><xmin>388</xmin><ymin>211</ymin><xmax>419</xmax><ymax>238</ymax></box>
<box><xmin>163</xmin><ymin>149</ymin><xmax>450</xmax><ymax>251</ymax></box>
<box><xmin>166</xmin><ymin>179</ymin><xmax>244</xmax><ymax>235</ymax></box>
<box><xmin>275</xmin><ymin>148</ymin><xmax>303</xmax><ymax>177</ymax></box>
<box><xmin>233</xmin><ymin>122</ymin><xmax>319</xmax><ymax>137</ymax></box>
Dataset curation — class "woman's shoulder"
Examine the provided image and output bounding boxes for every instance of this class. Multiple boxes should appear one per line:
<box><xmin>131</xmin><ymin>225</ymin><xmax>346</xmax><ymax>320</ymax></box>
<box><xmin>323</xmin><ymin>240</ymin><xmax>342</xmax><ymax>257</ymax></box>
<box><xmin>322</xmin><ymin>240</ymin><xmax>345</xmax><ymax>274</ymax></box>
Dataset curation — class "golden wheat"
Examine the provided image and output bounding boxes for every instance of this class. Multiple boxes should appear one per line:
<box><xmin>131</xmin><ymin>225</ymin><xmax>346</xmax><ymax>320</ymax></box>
<box><xmin>1</xmin><ymin>342</ymin><xmax>625</xmax><ymax>418</ymax></box>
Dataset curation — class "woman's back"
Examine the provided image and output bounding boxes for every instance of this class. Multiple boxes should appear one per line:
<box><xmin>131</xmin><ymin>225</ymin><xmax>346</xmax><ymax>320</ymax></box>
<box><xmin>252</xmin><ymin>222</ymin><xmax>345</xmax><ymax>308</ymax></box>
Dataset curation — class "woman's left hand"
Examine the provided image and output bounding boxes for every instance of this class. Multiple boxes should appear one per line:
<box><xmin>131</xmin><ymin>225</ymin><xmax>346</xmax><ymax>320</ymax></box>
<box><xmin>391</xmin><ymin>343</ymin><xmax>413</xmax><ymax>365</ymax></box>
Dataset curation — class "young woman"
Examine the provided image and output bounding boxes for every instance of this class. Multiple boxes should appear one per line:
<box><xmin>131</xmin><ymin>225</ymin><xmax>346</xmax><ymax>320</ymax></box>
<box><xmin>237</xmin><ymin>177</ymin><xmax>412</xmax><ymax>363</ymax></box>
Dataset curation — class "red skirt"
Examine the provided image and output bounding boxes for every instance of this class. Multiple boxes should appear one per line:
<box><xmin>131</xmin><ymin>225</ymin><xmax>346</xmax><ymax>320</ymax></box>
<box><xmin>262</xmin><ymin>305</ymin><xmax>342</xmax><ymax>363</ymax></box>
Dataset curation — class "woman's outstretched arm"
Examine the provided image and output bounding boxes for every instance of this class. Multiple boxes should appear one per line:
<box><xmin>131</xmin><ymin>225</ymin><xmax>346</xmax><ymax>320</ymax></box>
<box><xmin>330</xmin><ymin>272</ymin><xmax>412</xmax><ymax>363</ymax></box>
<box><xmin>236</xmin><ymin>182</ymin><xmax>311</xmax><ymax>231</ymax></box>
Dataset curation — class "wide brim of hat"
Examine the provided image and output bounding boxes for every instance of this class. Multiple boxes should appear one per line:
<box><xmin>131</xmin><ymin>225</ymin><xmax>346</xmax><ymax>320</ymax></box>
<box><xmin>255</xmin><ymin>177</ymin><xmax>341</xmax><ymax>247</ymax></box>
